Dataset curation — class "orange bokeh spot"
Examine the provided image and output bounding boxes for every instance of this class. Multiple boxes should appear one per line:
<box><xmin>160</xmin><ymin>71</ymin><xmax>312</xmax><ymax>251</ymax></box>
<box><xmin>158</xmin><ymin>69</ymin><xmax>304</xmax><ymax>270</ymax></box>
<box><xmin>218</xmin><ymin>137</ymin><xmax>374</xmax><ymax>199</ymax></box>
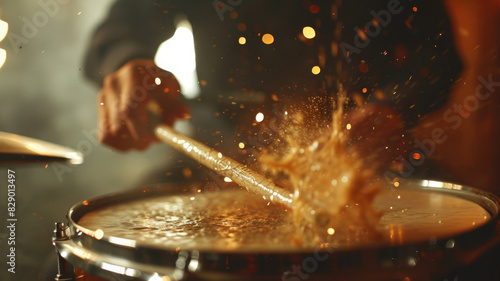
<box><xmin>309</xmin><ymin>4</ymin><xmax>320</xmax><ymax>13</ymax></box>
<box><xmin>262</xmin><ymin>33</ymin><xmax>274</xmax><ymax>44</ymax></box>
<box><xmin>413</xmin><ymin>153</ymin><xmax>421</xmax><ymax>160</ymax></box>
<box><xmin>164</xmin><ymin>88</ymin><xmax>170</xmax><ymax>93</ymax></box>
<box><xmin>359</xmin><ymin>62</ymin><xmax>369</xmax><ymax>73</ymax></box>
<box><xmin>413</xmin><ymin>6</ymin><xmax>418</xmax><ymax>12</ymax></box>
<box><xmin>362</xmin><ymin>88</ymin><xmax>368</xmax><ymax>93</ymax></box>
<box><xmin>237</xmin><ymin>23</ymin><xmax>247</xmax><ymax>32</ymax></box>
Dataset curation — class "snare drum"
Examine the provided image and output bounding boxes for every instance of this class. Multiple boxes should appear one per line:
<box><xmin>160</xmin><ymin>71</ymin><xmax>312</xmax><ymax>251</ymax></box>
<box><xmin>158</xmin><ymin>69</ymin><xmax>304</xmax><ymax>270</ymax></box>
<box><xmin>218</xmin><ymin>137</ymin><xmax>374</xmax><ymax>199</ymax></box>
<box><xmin>53</xmin><ymin>179</ymin><xmax>500</xmax><ymax>281</ymax></box>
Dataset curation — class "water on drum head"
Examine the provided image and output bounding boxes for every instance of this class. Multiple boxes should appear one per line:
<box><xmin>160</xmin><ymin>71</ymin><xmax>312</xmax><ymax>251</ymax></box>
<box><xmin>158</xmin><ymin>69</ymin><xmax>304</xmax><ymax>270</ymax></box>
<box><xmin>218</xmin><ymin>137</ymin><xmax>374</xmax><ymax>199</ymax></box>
<box><xmin>78</xmin><ymin>189</ymin><xmax>294</xmax><ymax>251</ymax></box>
<box><xmin>77</xmin><ymin>186</ymin><xmax>490</xmax><ymax>252</ymax></box>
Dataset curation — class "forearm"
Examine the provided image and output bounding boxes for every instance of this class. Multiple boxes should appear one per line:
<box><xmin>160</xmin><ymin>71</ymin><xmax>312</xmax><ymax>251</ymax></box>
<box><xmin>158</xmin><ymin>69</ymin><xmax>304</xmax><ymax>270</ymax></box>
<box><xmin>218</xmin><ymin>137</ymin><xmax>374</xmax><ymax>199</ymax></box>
<box><xmin>83</xmin><ymin>0</ymin><xmax>178</xmax><ymax>85</ymax></box>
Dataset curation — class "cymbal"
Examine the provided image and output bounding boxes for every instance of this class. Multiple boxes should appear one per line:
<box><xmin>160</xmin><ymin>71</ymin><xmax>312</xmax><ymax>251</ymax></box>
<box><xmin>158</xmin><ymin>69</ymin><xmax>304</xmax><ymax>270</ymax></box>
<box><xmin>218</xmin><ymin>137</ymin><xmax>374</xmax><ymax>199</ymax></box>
<box><xmin>0</xmin><ymin>131</ymin><xmax>83</xmax><ymax>164</ymax></box>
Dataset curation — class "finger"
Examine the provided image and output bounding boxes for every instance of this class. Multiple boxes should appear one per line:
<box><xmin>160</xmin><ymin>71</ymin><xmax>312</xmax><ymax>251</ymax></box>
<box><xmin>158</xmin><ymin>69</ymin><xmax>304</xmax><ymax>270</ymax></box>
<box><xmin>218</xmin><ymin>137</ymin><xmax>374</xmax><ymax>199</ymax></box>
<box><xmin>123</xmin><ymin>118</ymin><xmax>155</xmax><ymax>150</ymax></box>
<box><xmin>102</xmin><ymin>129</ymin><xmax>133</xmax><ymax>151</ymax></box>
<box><xmin>162</xmin><ymin>99</ymin><xmax>191</xmax><ymax>126</ymax></box>
<box><xmin>102</xmin><ymin>76</ymin><xmax>122</xmax><ymax>135</ymax></box>
<box><xmin>97</xmin><ymin>92</ymin><xmax>110</xmax><ymax>143</ymax></box>
<box><xmin>99</xmin><ymin>117</ymin><xmax>134</xmax><ymax>151</ymax></box>
<box><xmin>119</xmin><ymin>71</ymin><xmax>153</xmax><ymax>142</ymax></box>
<box><xmin>99</xmin><ymin>81</ymin><xmax>138</xmax><ymax>151</ymax></box>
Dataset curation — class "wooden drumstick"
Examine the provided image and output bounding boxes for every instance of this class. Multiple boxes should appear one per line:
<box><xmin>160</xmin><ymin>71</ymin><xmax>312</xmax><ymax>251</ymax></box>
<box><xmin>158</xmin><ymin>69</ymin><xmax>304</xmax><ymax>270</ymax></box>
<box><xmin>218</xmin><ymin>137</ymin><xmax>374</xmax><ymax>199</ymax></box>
<box><xmin>147</xmin><ymin>100</ymin><xmax>293</xmax><ymax>209</ymax></box>
<box><xmin>153</xmin><ymin>123</ymin><xmax>294</xmax><ymax>209</ymax></box>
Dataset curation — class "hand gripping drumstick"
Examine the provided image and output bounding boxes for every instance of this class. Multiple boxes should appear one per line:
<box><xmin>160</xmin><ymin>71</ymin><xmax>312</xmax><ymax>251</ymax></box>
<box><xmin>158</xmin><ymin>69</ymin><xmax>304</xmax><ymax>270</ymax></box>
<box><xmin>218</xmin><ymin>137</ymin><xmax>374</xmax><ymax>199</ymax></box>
<box><xmin>149</xmin><ymin>104</ymin><xmax>294</xmax><ymax>209</ymax></box>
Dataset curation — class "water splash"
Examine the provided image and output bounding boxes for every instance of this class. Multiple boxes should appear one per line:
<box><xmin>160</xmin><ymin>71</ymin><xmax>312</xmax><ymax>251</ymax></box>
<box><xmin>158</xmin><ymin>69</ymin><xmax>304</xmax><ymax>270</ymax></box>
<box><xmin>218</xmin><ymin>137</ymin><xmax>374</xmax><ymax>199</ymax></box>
<box><xmin>261</xmin><ymin>93</ymin><xmax>383</xmax><ymax>245</ymax></box>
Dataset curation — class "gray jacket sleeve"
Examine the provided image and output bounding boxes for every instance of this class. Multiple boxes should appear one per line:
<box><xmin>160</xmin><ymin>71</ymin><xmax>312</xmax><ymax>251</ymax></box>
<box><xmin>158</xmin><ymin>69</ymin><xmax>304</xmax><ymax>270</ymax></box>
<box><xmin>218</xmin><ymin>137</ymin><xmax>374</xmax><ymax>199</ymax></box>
<box><xmin>83</xmin><ymin>0</ymin><xmax>178</xmax><ymax>85</ymax></box>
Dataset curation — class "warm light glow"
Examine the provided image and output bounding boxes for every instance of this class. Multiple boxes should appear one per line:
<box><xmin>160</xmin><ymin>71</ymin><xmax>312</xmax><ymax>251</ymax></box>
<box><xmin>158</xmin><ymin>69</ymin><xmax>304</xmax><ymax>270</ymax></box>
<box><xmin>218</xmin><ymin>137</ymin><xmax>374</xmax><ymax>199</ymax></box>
<box><xmin>156</xmin><ymin>25</ymin><xmax>196</xmax><ymax>72</ymax></box>
<box><xmin>0</xmin><ymin>49</ymin><xmax>6</xmax><ymax>70</ymax></box>
<box><xmin>0</xmin><ymin>19</ymin><xmax>7</xmax><ymax>71</ymax></box>
<box><xmin>148</xmin><ymin>273</ymin><xmax>170</xmax><ymax>281</ymax></box>
<box><xmin>357</xmin><ymin>28</ymin><xmax>367</xmax><ymax>41</ymax></box>
<box><xmin>155</xmin><ymin>77</ymin><xmax>161</xmax><ymax>85</ymax></box>
<box><xmin>327</xmin><ymin>228</ymin><xmax>335</xmax><ymax>235</ymax></box>
<box><xmin>224</xmin><ymin>177</ymin><xmax>233</xmax><ymax>182</ymax></box>
<box><xmin>255</xmin><ymin>112</ymin><xmax>264</xmax><ymax>122</ymax></box>
<box><xmin>413</xmin><ymin>153</ymin><xmax>421</xmax><ymax>160</ymax></box>
<box><xmin>94</xmin><ymin>229</ymin><xmax>104</xmax><ymax>240</ymax></box>
<box><xmin>422</xmin><ymin>180</ymin><xmax>444</xmax><ymax>188</ymax></box>
<box><xmin>394</xmin><ymin>182</ymin><xmax>400</xmax><ymax>187</ymax></box>
<box><xmin>109</xmin><ymin>236</ymin><xmax>137</xmax><ymax>248</ymax></box>
<box><xmin>0</xmin><ymin>20</ymin><xmax>8</xmax><ymax>42</ymax></box>
<box><xmin>238</xmin><ymin>37</ymin><xmax>246</xmax><ymax>45</ymax></box>
<box><xmin>302</xmin><ymin>26</ymin><xmax>316</xmax><ymax>39</ymax></box>
<box><xmin>362</xmin><ymin>87</ymin><xmax>368</xmax><ymax>93</ymax></box>
<box><xmin>238</xmin><ymin>142</ymin><xmax>245</xmax><ymax>149</ymax></box>
<box><xmin>311</xmin><ymin>66</ymin><xmax>321</xmax><ymax>75</ymax></box>
<box><xmin>346</xmin><ymin>124</ymin><xmax>351</xmax><ymax>130</ymax></box>
<box><xmin>262</xmin><ymin>33</ymin><xmax>274</xmax><ymax>44</ymax></box>
<box><xmin>101</xmin><ymin>263</ymin><xmax>125</xmax><ymax>275</ymax></box>
<box><xmin>413</xmin><ymin>6</ymin><xmax>418</xmax><ymax>12</ymax></box>
<box><xmin>155</xmin><ymin>19</ymin><xmax>200</xmax><ymax>99</ymax></box>
<box><xmin>375</xmin><ymin>90</ymin><xmax>386</xmax><ymax>100</ymax></box>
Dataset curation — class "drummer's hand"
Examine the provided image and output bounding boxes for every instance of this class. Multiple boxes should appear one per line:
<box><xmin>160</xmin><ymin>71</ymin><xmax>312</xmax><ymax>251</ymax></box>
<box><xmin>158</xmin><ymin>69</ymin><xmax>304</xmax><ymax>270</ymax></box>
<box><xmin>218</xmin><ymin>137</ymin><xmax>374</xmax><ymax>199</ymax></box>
<box><xmin>97</xmin><ymin>59</ymin><xmax>190</xmax><ymax>151</ymax></box>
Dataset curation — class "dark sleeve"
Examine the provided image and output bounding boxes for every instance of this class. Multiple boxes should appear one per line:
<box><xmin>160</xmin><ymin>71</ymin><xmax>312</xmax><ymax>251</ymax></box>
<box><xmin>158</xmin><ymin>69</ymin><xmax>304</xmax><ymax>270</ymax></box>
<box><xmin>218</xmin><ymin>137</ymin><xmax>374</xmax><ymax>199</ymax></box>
<box><xmin>83</xmin><ymin>0</ymin><xmax>178</xmax><ymax>85</ymax></box>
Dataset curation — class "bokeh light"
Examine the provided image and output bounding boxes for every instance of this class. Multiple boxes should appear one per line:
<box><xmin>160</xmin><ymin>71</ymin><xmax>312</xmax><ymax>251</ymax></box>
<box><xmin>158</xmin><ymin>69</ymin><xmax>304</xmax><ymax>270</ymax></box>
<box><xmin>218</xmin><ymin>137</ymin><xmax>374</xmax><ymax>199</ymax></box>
<box><xmin>311</xmin><ymin>66</ymin><xmax>321</xmax><ymax>75</ymax></box>
<box><xmin>262</xmin><ymin>33</ymin><xmax>274</xmax><ymax>44</ymax></box>
<box><xmin>302</xmin><ymin>26</ymin><xmax>316</xmax><ymax>39</ymax></box>
<box><xmin>255</xmin><ymin>112</ymin><xmax>264</xmax><ymax>122</ymax></box>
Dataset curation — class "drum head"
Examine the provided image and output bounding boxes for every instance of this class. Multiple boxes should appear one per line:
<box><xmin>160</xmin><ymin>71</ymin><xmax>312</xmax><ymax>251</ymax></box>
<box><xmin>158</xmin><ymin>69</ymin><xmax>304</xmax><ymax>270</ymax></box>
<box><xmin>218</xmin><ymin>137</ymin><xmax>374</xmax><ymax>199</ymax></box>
<box><xmin>55</xmin><ymin>179</ymin><xmax>500</xmax><ymax>280</ymax></box>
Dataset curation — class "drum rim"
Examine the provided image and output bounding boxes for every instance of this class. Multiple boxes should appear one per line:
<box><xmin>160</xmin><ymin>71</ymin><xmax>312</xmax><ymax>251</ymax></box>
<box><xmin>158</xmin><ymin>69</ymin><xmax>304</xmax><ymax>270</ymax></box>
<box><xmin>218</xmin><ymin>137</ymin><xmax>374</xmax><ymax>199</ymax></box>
<box><xmin>55</xmin><ymin>178</ymin><xmax>500</xmax><ymax>280</ymax></box>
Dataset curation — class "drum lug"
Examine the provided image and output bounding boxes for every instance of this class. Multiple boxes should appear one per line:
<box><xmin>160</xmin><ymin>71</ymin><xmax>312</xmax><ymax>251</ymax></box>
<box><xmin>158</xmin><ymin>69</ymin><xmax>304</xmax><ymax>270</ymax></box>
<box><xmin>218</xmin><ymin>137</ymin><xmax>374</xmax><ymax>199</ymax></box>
<box><xmin>53</xmin><ymin>222</ymin><xmax>73</xmax><ymax>281</ymax></box>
